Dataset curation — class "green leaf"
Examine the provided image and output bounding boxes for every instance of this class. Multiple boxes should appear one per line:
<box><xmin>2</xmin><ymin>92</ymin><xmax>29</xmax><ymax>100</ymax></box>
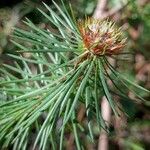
<box><xmin>63</xmin><ymin>59</ymin><xmax>93</xmax><ymax>125</ymax></box>
<box><xmin>72</xmin><ymin>111</ymin><xmax>82</xmax><ymax>150</ymax></box>
<box><xmin>98</xmin><ymin>58</ymin><xmax>118</xmax><ymax>116</ymax></box>
<box><xmin>85</xmin><ymin>86</ymin><xmax>94</xmax><ymax>142</ymax></box>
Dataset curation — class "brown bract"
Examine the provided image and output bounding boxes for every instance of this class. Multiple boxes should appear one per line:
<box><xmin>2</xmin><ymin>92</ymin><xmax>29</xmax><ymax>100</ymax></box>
<box><xmin>78</xmin><ymin>18</ymin><xmax>126</xmax><ymax>56</ymax></box>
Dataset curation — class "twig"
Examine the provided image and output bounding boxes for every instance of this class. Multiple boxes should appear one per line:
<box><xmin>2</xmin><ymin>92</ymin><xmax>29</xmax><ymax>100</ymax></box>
<box><xmin>94</xmin><ymin>0</ymin><xmax>128</xmax><ymax>19</ymax></box>
<box><xmin>93</xmin><ymin>0</ymin><xmax>108</xmax><ymax>19</ymax></box>
<box><xmin>101</xmin><ymin>1</ymin><xmax>129</xmax><ymax>19</ymax></box>
<box><xmin>98</xmin><ymin>97</ymin><xmax>111</xmax><ymax>150</ymax></box>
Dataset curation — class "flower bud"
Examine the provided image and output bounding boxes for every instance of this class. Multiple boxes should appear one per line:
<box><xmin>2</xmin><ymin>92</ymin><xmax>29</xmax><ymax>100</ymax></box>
<box><xmin>78</xmin><ymin>18</ymin><xmax>126</xmax><ymax>56</ymax></box>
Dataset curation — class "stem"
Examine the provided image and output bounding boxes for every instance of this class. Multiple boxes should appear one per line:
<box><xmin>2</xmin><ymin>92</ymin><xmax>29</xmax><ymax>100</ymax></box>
<box><xmin>98</xmin><ymin>97</ymin><xmax>111</xmax><ymax>150</ymax></box>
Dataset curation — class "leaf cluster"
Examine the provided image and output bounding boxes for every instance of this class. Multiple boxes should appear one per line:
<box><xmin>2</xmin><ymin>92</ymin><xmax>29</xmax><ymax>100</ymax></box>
<box><xmin>0</xmin><ymin>1</ymin><xmax>149</xmax><ymax>149</ymax></box>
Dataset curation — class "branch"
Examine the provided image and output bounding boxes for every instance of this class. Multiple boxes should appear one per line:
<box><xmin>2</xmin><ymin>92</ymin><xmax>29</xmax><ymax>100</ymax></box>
<box><xmin>93</xmin><ymin>0</ymin><xmax>108</xmax><ymax>19</ymax></box>
<box><xmin>93</xmin><ymin>0</ymin><xmax>128</xmax><ymax>19</ymax></box>
<box><xmin>98</xmin><ymin>97</ymin><xmax>111</xmax><ymax>150</ymax></box>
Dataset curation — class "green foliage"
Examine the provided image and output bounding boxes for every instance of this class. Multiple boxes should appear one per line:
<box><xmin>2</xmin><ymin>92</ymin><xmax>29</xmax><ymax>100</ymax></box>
<box><xmin>0</xmin><ymin>1</ymin><xmax>149</xmax><ymax>149</ymax></box>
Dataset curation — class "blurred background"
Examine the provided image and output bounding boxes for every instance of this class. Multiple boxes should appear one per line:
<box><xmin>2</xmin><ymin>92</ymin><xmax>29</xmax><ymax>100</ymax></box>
<box><xmin>0</xmin><ymin>0</ymin><xmax>150</xmax><ymax>149</ymax></box>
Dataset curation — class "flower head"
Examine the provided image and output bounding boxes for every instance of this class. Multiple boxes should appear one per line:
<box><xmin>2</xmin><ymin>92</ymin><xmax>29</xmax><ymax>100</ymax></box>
<box><xmin>78</xmin><ymin>18</ymin><xmax>126</xmax><ymax>56</ymax></box>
